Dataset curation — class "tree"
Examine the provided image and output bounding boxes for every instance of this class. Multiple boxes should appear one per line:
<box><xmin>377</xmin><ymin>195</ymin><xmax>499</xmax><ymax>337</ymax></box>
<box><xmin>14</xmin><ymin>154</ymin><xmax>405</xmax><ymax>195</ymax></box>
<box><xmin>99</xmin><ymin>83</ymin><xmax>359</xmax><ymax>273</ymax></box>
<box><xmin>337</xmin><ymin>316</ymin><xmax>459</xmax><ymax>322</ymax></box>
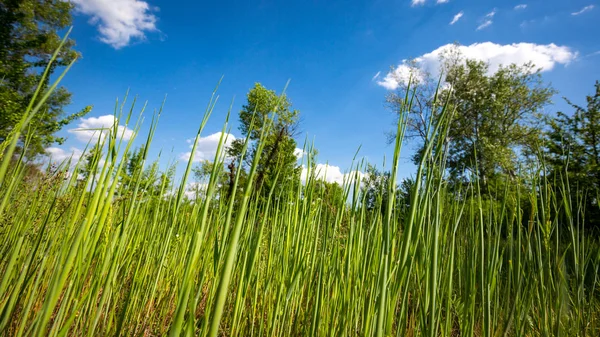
<box><xmin>227</xmin><ymin>83</ymin><xmax>300</xmax><ymax>200</ymax></box>
<box><xmin>445</xmin><ymin>60</ymin><xmax>555</xmax><ymax>190</ymax></box>
<box><xmin>0</xmin><ymin>0</ymin><xmax>90</xmax><ymax>157</ymax></box>
<box><xmin>362</xmin><ymin>164</ymin><xmax>393</xmax><ymax>213</ymax></box>
<box><xmin>118</xmin><ymin>146</ymin><xmax>175</xmax><ymax>197</ymax></box>
<box><xmin>546</xmin><ymin>81</ymin><xmax>600</xmax><ymax>229</ymax></box>
<box><xmin>388</xmin><ymin>51</ymin><xmax>555</xmax><ymax>192</ymax></box>
<box><xmin>192</xmin><ymin>159</ymin><xmax>228</xmax><ymax>200</ymax></box>
<box><xmin>361</xmin><ymin>164</ymin><xmax>412</xmax><ymax>219</ymax></box>
<box><xmin>313</xmin><ymin>179</ymin><xmax>346</xmax><ymax>222</ymax></box>
<box><xmin>80</xmin><ymin>142</ymin><xmax>102</xmax><ymax>187</ymax></box>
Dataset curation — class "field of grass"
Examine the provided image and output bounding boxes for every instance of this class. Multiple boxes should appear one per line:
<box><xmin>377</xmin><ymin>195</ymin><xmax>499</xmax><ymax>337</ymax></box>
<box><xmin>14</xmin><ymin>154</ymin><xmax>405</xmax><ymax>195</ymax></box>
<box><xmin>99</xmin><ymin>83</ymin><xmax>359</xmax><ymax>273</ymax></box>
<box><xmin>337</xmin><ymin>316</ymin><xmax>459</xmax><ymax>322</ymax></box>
<box><xmin>1</xmin><ymin>39</ymin><xmax>599</xmax><ymax>336</ymax></box>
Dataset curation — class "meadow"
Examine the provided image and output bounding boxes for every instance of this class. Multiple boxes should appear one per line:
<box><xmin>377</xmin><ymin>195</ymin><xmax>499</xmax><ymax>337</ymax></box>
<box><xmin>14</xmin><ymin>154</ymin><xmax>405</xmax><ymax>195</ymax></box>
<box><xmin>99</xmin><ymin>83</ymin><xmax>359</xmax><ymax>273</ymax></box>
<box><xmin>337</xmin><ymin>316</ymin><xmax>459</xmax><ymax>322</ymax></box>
<box><xmin>1</xmin><ymin>35</ymin><xmax>599</xmax><ymax>337</ymax></box>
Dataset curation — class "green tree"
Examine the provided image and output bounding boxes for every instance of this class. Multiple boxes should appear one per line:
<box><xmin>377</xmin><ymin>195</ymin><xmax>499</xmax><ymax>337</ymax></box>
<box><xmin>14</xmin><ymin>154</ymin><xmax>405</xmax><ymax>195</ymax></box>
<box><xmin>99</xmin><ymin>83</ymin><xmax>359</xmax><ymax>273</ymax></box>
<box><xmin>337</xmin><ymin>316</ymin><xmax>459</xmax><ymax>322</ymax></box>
<box><xmin>227</xmin><ymin>83</ymin><xmax>300</xmax><ymax>200</ymax></box>
<box><xmin>388</xmin><ymin>53</ymin><xmax>554</xmax><ymax>192</ymax></box>
<box><xmin>312</xmin><ymin>179</ymin><xmax>346</xmax><ymax>222</ymax></box>
<box><xmin>117</xmin><ymin>146</ymin><xmax>175</xmax><ymax>197</ymax></box>
<box><xmin>120</xmin><ymin>146</ymin><xmax>144</xmax><ymax>190</ymax></box>
<box><xmin>546</xmin><ymin>81</ymin><xmax>600</xmax><ymax>229</ymax></box>
<box><xmin>0</xmin><ymin>0</ymin><xmax>90</xmax><ymax>157</ymax></box>
<box><xmin>361</xmin><ymin>164</ymin><xmax>412</xmax><ymax>218</ymax></box>
<box><xmin>192</xmin><ymin>159</ymin><xmax>228</xmax><ymax>200</ymax></box>
<box><xmin>80</xmin><ymin>142</ymin><xmax>102</xmax><ymax>186</ymax></box>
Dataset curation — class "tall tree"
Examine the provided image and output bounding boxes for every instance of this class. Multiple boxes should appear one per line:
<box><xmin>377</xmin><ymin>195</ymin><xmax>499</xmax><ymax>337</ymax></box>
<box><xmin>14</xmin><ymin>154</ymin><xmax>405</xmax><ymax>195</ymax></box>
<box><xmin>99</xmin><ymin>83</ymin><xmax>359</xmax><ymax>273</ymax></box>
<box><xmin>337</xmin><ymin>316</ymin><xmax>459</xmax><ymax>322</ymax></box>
<box><xmin>228</xmin><ymin>83</ymin><xmax>300</xmax><ymax>199</ymax></box>
<box><xmin>0</xmin><ymin>0</ymin><xmax>90</xmax><ymax>157</ymax></box>
<box><xmin>361</xmin><ymin>163</ymin><xmax>413</xmax><ymax>219</ymax></box>
<box><xmin>80</xmin><ymin>142</ymin><xmax>102</xmax><ymax>187</ymax></box>
<box><xmin>117</xmin><ymin>146</ymin><xmax>175</xmax><ymax>197</ymax></box>
<box><xmin>192</xmin><ymin>159</ymin><xmax>228</xmax><ymax>200</ymax></box>
<box><xmin>444</xmin><ymin>60</ymin><xmax>554</xmax><ymax>190</ymax></box>
<box><xmin>388</xmin><ymin>51</ymin><xmax>555</xmax><ymax>192</ymax></box>
<box><xmin>546</xmin><ymin>81</ymin><xmax>600</xmax><ymax>228</ymax></box>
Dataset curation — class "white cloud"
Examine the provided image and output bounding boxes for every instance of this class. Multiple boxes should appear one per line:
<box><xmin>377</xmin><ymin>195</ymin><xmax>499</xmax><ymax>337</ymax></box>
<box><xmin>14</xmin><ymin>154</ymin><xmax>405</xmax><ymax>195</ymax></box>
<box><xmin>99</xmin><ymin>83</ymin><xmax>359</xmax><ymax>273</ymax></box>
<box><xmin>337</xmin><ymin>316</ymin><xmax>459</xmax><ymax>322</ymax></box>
<box><xmin>450</xmin><ymin>11</ymin><xmax>464</xmax><ymax>25</ymax></box>
<box><xmin>301</xmin><ymin>164</ymin><xmax>365</xmax><ymax>185</ymax></box>
<box><xmin>372</xmin><ymin>71</ymin><xmax>381</xmax><ymax>81</ymax></box>
<box><xmin>68</xmin><ymin>115</ymin><xmax>135</xmax><ymax>143</ymax></box>
<box><xmin>46</xmin><ymin>147</ymin><xmax>84</xmax><ymax>164</ymax></box>
<box><xmin>514</xmin><ymin>4</ymin><xmax>527</xmax><ymax>10</ymax></box>
<box><xmin>437</xmin><ymin>0</ymin><xmax>450</xmax><ymax>4</ymax></box>
<box><xmin>475</xmin><ymin>9</ymin><xmax>496</xmax><ymax>31</ymax></box>
<box><xmin>294</xmin><ymin>148</ymin><xmax>306</xmax><ymax>159</ymax></box>
<box><xmin>485</xmin><ymin>9</ymin><xmax>497</xmax><ymax>18</ymax></box>
<box><xmin>377</xmin><ymin>42</ymin><xmax>577</xmax><ymax>90</ymax></box>
<box><xmin>571</xmin><ymin>5</ymin><xmax>595</xmax><ymax>16</ymax></box>
<box><xmin>411</xmin><ymin>0</ymin><xmax>426</xmax><ymax>7</ymax></box>
<box><xmin>71</xmin><ymin>0</ymin><xmax>158</xmax><ymax>49</ymax></box>
<box><xmin>179</xmin><ymin>132</ymin><xmax>236</xmax><ymax>163</ymax></box>
<box><xmin>477</xmin><ymin>20</ymin><xmax>493</xmax><ymax>30</ymax></box>
<box><xmin>377</xmin><ymin>64</ymin><xmax>425</xmax><ymax>90</ymax></box>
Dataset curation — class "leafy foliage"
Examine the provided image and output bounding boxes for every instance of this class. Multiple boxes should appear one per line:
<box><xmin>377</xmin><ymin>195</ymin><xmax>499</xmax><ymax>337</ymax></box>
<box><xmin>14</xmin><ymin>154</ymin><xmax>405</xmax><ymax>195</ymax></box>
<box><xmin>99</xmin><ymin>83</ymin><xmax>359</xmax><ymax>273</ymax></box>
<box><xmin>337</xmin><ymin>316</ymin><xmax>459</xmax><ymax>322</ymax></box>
<box><xmin>443</xmin><ymin>61</ymin><xmax>554</xmax><ymax>188</ymax></box>
<box><xmin>361</xmin><ymin>163</ymin><xmax>412</xmax><ymax>218</ymax></box>
<box><xmin>546</xmin><ymin>81</ymin><xmax>600</xmax><ymax>228</ymax></box>
<box><xmin>0</xmin><ymin>0</ymin><xmax>91</xmax><ymax>157</ymax></box>
<box><xmin>388</xmin><ymin>50</ymin><xmax>555</xmax><ymax>192</ymax></box>
<box><xmin>227</xmin><ymin>83</ymin><xmax>300</xmax><ymax>199</ymax></box>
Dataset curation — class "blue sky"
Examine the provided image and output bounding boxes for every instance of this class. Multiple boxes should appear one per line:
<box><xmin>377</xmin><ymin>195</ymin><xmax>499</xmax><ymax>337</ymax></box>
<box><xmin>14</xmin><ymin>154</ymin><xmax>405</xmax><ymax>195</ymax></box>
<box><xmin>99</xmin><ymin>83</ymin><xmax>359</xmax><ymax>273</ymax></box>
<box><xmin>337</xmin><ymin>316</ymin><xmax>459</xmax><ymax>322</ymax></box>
<box><xmin>48</xmin><ymin>0</ymin><xmax>600</xmax><ymax>184</ymax></box>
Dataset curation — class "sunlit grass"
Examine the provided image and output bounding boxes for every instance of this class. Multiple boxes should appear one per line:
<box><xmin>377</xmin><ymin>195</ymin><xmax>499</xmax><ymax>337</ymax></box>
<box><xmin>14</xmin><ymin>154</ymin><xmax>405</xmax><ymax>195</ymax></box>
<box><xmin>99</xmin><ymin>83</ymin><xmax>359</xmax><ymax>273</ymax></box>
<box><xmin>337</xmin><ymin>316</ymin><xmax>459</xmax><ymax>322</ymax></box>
<box><xmin>0</xmin><ymin>36</ymin><xmax>599</xmax><ymax>336</ymax></box>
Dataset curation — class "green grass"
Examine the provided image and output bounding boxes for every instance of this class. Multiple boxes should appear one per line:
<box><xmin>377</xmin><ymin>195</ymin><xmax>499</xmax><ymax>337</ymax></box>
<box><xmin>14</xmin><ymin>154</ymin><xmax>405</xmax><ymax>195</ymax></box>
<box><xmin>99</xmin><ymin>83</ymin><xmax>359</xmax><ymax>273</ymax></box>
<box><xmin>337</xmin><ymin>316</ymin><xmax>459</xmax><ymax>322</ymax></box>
<box><xmin>0</xmin><ymin>40</ymin><xmax>599</xmax><ymax>336</ymax></box>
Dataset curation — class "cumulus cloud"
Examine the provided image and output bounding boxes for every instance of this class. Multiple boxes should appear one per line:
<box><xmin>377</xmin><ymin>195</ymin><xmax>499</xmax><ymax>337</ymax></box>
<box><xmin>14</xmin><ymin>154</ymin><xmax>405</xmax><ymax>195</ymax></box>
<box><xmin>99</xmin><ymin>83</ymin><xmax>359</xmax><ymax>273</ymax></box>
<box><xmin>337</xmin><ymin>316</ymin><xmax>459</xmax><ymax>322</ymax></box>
<box><xmin>450</xmin><ymin>11</ymin><xmax>464</xmax><ymax>25</ymax></box>
<box><xmin>377</xmin><ymin>42</ymin><xmax>577</xmax><ymax>90</ymax></box>
<box><xmin>572</xmin><ymin>5</ymin><xmax>595</xmax><ymax>16</ymax></box>
<box><xmin>294</xmin><ymin>148</ymin><xmax>306</xmax><ymax>159</ymax></box>
<box><xmin>301</xmin><ymin>164</ymin><xmax>365</xmax><ymax>186</ymax></box>
<box><xmin>514</xmin><ymin>4</ymin><xmax>527</xmax><ymax>10</ymax></box>
<box><xmin>68</xmin><ymin>115</ymin><xmax>135</xmax><ymax>143</ymax></box>
<box><xmin>71</xmin><ymin>0</ymin><xmax>158</xmax><ymax>49</ymax></box>
<box><xmin>377</xmin><ymin>63</ymin><xmax>426</xmax><ymax>90</ymax></box>
<box><xmin>411</xmin><ymin>0</ymin><xmax>426</xmax><ymax>6</ymax></box>
<box><xmin>46</xmin><ymin>147</ymin><xmax>84</xmax><ymax>164</ymax></box>
<box><xmin>179</xmin><ymin>132</ymin><xmax>236</xmax><ymax>163</ymax></box>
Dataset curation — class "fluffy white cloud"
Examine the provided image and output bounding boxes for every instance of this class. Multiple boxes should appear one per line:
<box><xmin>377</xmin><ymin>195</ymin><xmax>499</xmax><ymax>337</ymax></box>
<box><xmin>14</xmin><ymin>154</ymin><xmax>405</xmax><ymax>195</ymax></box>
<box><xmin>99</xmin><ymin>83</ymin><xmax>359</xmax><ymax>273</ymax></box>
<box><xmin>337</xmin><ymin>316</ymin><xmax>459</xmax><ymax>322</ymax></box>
<box><xmin>450</xmin><ymin>11</ymin><xmax>464</xmax><ymax>25</ymax></box>
<box><xmin>71</xmin><ymin>0</ymin><xmax>158</xmax><ymax>49</ymax></box>
<box><xmin>437</xmin><ymin>0</ymin><xmax>449</xmax><ymax>4</ymax></box>
<box><xmin>46</xmin><ymin>147</ymin><xmax>84</xmax><ymax>164</ymax></box>
<box><xmin>411</xmin><ymin>0</ymin><xmax>426</xmax><ymax>6</ymax></box>
<box><xmin>572</xmin><ymin>5</ymin><xmax>595</xmax><ymax>16</ymax></box>
<box><xmin>179</xmin><ymin>132</ymin><xmax>236</xmax><ymax>163</ymax></box>
<box><xmin>514</xmin><ymin>4</ymin><xmax>527</xmax><ymax>10</ymax></box>
<box><xmin>68</xmin><ymin>115</ymin><xmax>135</xmax><ymax>143</ymax></box>
<box><xmin>294</xmin><ymin>148</ymin><xmax>306</xmax><ymax>159</ymax></box>
<box><xmin>377</xmin><ymin>63</ymin><xmax>425</xmax><ymax>90</ymax></box>
<box><xmin>301</xmin><ymin>164</ymin><xmax>365</xmax><ymax>186</ymax></box>
<box><xmin>377</xmin><ymin>42</ymin><xmax>577</xmax><ymax>90</ymax></box>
